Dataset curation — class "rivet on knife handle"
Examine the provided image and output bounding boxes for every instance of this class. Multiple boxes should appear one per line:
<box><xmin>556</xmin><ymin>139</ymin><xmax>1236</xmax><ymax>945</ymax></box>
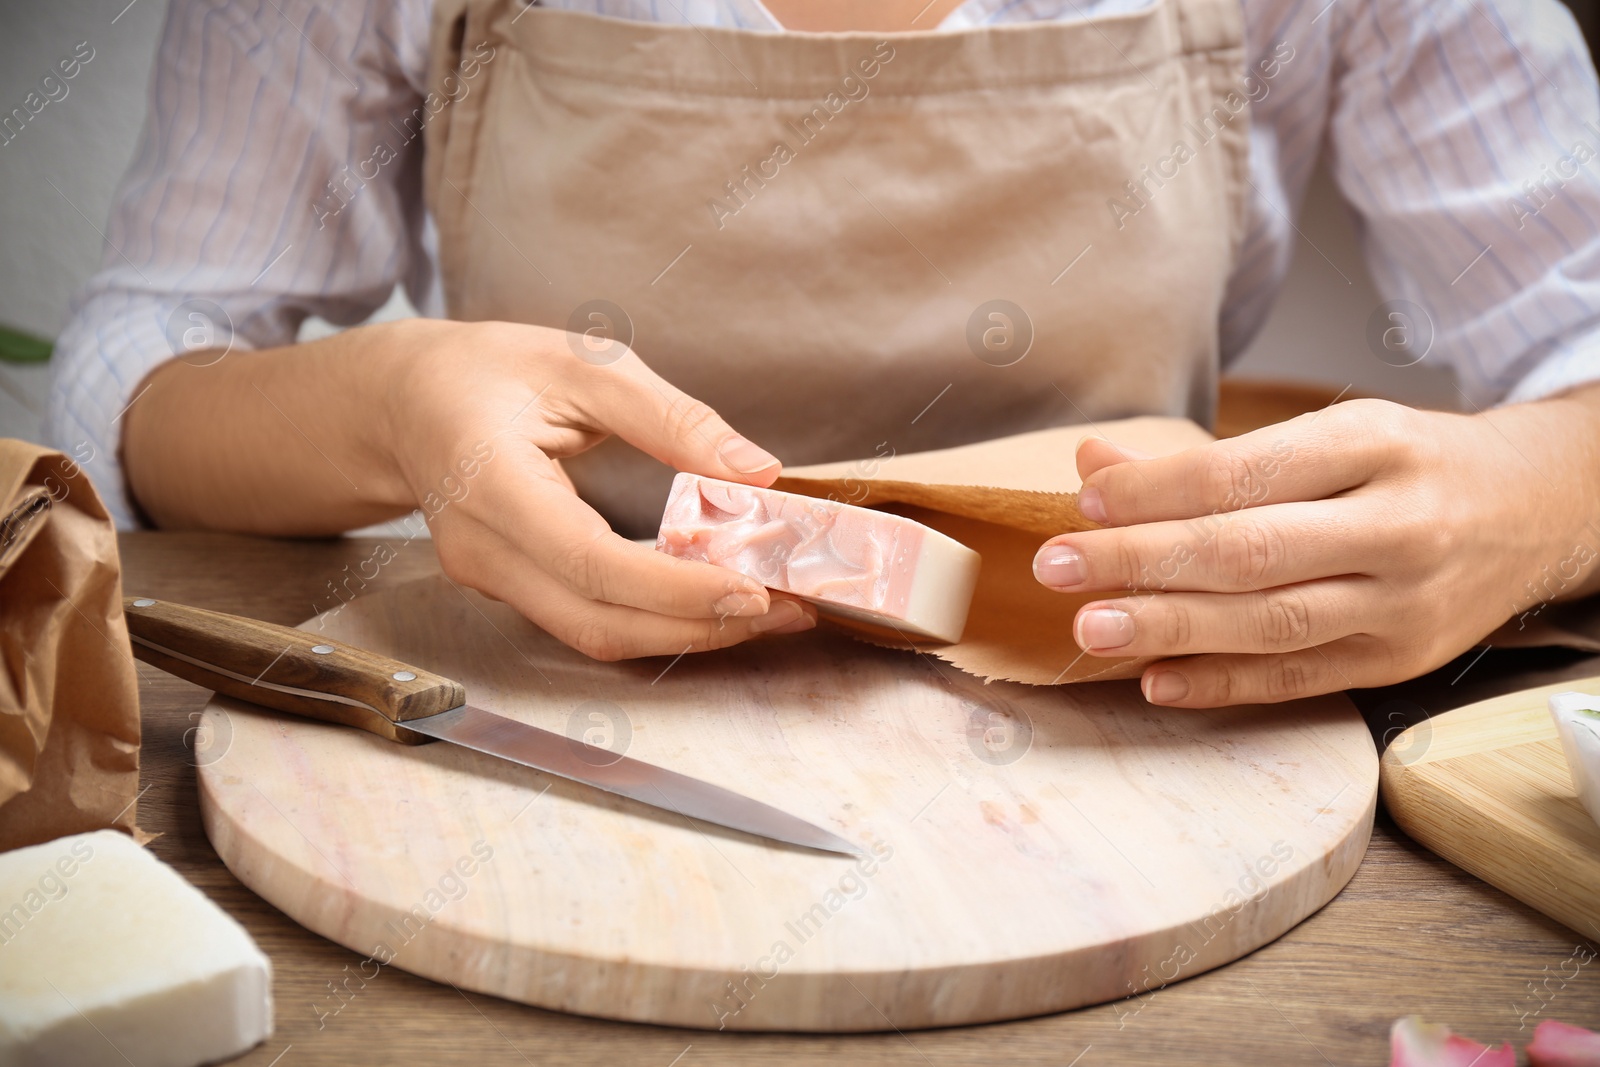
<box><xmin>123</xmin><ymin>597</ymin><xmax>464</xmax><ymax>746</ymax></box>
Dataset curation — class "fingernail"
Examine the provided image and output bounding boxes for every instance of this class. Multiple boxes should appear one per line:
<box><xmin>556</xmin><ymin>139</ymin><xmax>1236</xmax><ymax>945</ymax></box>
<box><xmin>750</xmin><ymin>601</ymin><xmax>815</xmax><ymax>635</ymax></box>
<box><xmin>1077</xmin><ymin>607</ymin><xmax>1134</xmax><ymax>650</ymax></box>
<box><xmin>1078</xmin><ymin>487</ymin><xmax>1108</xmax><ymax>524</ymax></box>
<box><xmin>717</xmin><ymin>435</ymin><xmax>779</xmax><ymax>475</ymax></box>
<box><xmin>1143</xmin><ymin>671</ymin><xmax>1190</xmax><ymax>704</ymax></box>
<box><xmin>712</xmin><ymin>587</ymin><xmax>768</xmax><ymax>618</ymax></box>
<box><xmin>1033</xmin><ymin>544</ymin><xmax>1086</xmax><ymax>588</ymax></box>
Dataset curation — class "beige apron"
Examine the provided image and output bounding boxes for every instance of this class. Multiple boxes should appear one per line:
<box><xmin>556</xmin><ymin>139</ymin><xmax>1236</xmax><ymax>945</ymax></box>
<box><xmin>425</xmin><ymin>0</ymin><xmax>1249</xmax><ymax>538</ymax></box>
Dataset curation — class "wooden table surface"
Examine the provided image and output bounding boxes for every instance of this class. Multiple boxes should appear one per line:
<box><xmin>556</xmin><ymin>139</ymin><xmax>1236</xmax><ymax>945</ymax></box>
<box><xmin>121</xmin><ymin>531</ymin><xmax>1600</xmax><ymax>1066</ymax></box>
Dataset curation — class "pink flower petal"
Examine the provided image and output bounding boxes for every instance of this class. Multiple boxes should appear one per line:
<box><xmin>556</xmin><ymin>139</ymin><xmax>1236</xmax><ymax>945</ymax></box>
<box><xmin>1528</xmin><ymin>1019</ymin><xmax>1600</xmax><ymax>1067</ymax></box>
<box><xmin>1390</xmin><ymin>1017</ymin><xmax>1515</xmax><ymax>1067</ymax></box>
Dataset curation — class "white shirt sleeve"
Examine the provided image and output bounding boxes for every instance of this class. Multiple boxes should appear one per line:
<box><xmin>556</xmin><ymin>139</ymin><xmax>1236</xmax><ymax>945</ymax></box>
<box><xmin>44</xmin><ymin>0</ymin><xmax>435</xmax><ymax>528</ymax></box>
<box><xmin>1326</xmin><ymin>0</ymin><xmax>1600</xmax><ymax>409</ymax></box>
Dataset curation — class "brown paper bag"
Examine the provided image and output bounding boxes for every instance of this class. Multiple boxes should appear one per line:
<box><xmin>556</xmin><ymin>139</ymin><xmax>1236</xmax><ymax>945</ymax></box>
<box><xmin>775</xmin><ymin>416</ymin><xmax>1214</xmax><ymax>685</ymax></box>
<box><xmin>0</xmin><ymin>439</ymin><xmax>144</xmax><ymax>850</ymax></box>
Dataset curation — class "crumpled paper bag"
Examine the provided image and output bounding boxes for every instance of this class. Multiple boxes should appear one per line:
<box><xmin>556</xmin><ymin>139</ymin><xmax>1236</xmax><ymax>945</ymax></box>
<box><xmin>0</xmin><ymin>439</ymin><xmax>144</xmax><ymax>850</ymax></box>
<box><xmin>774</xmin><ymin>416</ymin><xmax>1214</xmax><ymax>685</ymax></box>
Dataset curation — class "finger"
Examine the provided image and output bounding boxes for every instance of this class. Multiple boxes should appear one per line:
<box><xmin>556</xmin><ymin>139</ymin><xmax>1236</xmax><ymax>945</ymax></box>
<box><xmin>440</xmin><ymin>519</ymin><xmax>817</xmax><ymax>659</ymax></box>
<box><xmin>1075</xmin><ymin>436</ymin><xmax>1153</xmax><ymax>482</ymax></box>
<box><xmin>1077</xmin><ymin>401</ymin><xmax>1405</xmax><ymax>526</ymax></box>
<box><xmin>563</xmin><ymin>350</ymin><xmax>783</xmax><ymax>486</ymax></box>
<box><xmin>493</xmin><ymin>552</ymin><xmax>818</xmax><ymax>661</ymax></box>
<box><xmin>1033</xmin><ymin>500</ymin><xmax>1383</xmax><ymax>594</ymax></box>
<box><xmin>1073</xmin><ymin>578</ymin><xmax>1375</xmax><ymax>658</ymax></box>
<box><xmin>547</xmin><ymin>457</ymin><xmax>577</xmax><ymax>494</ymax></box>
<box><xmin>1138</xmin><ymin>636</ymin><xmax>1392</xmax><ymax>708</ymax></box>
<box><xmin>462</xmin><ymin>448</ymin><xmax>773</xmax><ymax>619</ymax></box>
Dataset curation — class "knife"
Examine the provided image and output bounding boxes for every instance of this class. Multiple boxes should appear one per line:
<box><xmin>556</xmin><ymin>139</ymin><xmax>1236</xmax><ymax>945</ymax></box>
<box><xmin>123</xmin><ymin>596</ymin><xmax>858</xmax><ymax>856</ymax></box>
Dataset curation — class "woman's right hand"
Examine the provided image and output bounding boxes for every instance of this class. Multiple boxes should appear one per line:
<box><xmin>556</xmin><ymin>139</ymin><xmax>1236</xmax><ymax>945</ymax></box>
<box><xmin>368</xmin><ymin>318</ymin><xmax>816</xmax><ymax>660</ymax></box>
<box><xmin>126</xmin><ymin>317</ymin><xmax>815</xmax><ymax>660</ymax></box>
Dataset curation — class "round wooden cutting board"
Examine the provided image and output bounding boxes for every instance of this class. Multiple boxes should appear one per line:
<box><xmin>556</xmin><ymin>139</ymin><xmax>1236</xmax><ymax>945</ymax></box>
<box><xmin>196</xmin><ymin>575</ymin><xmax>1377</xmax><ymax>1031</ymax></box>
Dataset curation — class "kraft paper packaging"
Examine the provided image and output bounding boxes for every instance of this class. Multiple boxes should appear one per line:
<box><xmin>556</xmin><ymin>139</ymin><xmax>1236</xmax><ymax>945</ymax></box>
<box><xmin>0</xmin><ymin>439</ymin><xmax>144</xmax><ymax>850</ymax></box>
<box><xmin>774</xmin><ymin>416</ymin><xmax>1215</xmax><ymax>685</ymax></box>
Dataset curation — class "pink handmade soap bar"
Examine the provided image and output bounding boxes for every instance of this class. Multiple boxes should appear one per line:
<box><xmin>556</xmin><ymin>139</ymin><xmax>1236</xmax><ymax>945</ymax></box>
<box><xmin>655</xmin><ymin>473</ymin><xmax>981</xmax><ymax>643</ymax></box>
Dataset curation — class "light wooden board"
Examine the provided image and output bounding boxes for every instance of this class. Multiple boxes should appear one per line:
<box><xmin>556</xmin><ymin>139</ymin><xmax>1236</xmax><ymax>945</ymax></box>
<box><xmin>196</xmin><ymin>575</ymin><xmax>1377</xmax><ymax>1031</ymax></box>
<box><xmin>1381</xmin><ymin>677</ymin><xmax>1600</xmax><ymax>937</ymax></box>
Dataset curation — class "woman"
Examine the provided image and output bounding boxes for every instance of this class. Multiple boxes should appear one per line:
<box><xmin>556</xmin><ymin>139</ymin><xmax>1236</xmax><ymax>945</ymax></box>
<box><xmin>47</xmin><ymin>0</ymin><xmax>1600</xmax><ymax>707</ymax></box>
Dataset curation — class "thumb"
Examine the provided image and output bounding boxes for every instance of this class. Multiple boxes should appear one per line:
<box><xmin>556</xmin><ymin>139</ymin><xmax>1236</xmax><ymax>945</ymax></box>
<box><xmin>580</xmin><ymin>351</ymin><xmax>783</xmax><ymax>485</ymax></box>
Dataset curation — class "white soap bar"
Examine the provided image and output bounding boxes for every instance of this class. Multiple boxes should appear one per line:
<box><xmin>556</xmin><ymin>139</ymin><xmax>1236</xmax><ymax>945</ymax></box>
<box><xmin>656</xmin><ymin>473</ymin><xmax>982</xmax><ymax>643</ymax></box>
<box><xmin>1550</xmin><ymin>692</ymin><xmax>1600</xmax><ymax>831</ymax></box>
<box><xmin>0</xmin><ymin>830</ymin><xmax>272</xmax><ymax>1067</ymax></box>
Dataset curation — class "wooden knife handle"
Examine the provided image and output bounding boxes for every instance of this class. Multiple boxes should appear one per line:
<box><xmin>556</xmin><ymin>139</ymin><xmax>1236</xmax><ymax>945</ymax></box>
<box><xmin>123</xmin><ymin>597</ymin><xmax>465</xmax><ymax>746</ymax></box>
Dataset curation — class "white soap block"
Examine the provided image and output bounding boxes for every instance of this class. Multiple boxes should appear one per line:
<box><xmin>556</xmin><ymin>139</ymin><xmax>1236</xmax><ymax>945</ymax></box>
<box><xmin>1550</xmin><ymin>692</ymin><xmax>1600</xmax><ymax>831</ymax></box>
<box><xmin>0</xmin><ymin>830</ymin><xmax>272</xmax><ymax>1067</ymax></box>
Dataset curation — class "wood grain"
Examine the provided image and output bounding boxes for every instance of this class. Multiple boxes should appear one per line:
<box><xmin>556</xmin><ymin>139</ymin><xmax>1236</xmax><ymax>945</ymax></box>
<box><xmin>188</xmin><ymin>573</ymin><xmax>1378</xmax><ymax>1031</ymax></box>
<box><xmin>121</xmin><ymin>532</ymin><xmax>1600</xmax><ymax>1064</ymax></box>
<box><xmin>1381</xmin><ymin>678</ymin><xmax>1600</xmax><ymax>938</ymax></box>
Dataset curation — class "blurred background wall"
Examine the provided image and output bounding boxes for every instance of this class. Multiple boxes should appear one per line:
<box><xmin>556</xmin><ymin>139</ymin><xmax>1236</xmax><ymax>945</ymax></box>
<box><xmin>4</xmin><ymin>0</ymin><xmax>1593</xmax><ymax>445</ymax></box>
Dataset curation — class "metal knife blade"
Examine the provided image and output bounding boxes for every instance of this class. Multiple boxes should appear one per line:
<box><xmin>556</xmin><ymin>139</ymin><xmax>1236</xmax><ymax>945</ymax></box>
<box><xmin>122</xmin><ymin>596</ymin><xmax>859</xmax><ymax>857</ymax></box>
<box><xmin>410</xmin><ymin>704</ymin><xmax>860</xmax><ymax>856</ymax></box>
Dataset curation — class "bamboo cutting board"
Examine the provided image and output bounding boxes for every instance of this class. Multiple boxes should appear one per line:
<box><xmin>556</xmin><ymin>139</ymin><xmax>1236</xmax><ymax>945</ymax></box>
<box><xmin>195</xmin><ymin>576</ymin><xmax>1377</xmax><ymax>1031</ymax></box>
<box><xmin>1382</xmin><ymin>679</ymin><xmax>1600</xmax><ymax>936</ymax></box>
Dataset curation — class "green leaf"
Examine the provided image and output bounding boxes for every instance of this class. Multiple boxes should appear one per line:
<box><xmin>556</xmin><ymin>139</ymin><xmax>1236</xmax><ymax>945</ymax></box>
<box><xmin>0</xmin><ymin>324</ymin><xmax>52</xmax><ymax>364</ymax></box>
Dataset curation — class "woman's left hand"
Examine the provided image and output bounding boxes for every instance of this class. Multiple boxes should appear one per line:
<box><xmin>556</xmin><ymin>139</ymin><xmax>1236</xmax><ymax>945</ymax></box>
<box><xmin>1032</xmin><ymin>390</ymin><xmax>1600</xmax><ymax>708</ymax></box>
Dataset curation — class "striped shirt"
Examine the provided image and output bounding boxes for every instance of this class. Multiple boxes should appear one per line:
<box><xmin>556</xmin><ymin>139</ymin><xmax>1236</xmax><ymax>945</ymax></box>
<box><xmin>46</xmin><ymin>0</ymin><xmax>1600</xmax><ymax>528</ymax></box>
